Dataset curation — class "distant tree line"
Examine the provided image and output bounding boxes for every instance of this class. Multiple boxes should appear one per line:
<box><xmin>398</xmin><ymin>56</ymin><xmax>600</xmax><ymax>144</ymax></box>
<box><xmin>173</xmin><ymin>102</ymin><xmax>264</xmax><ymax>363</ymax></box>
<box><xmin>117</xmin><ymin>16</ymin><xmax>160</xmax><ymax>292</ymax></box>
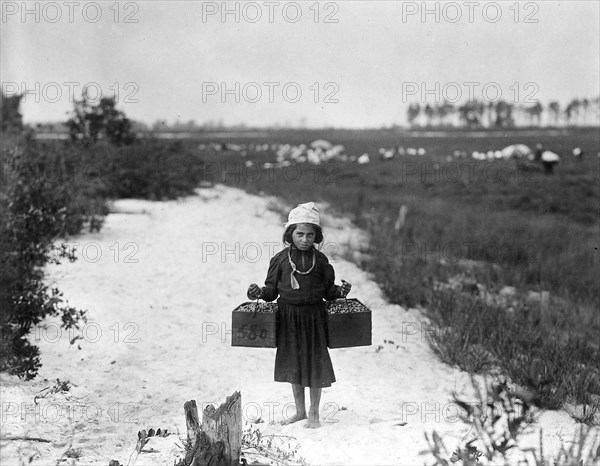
<box><xmin>406</xmin><ymin>97</ymin><xmax>600</xmax><ymax>128</ymax></box>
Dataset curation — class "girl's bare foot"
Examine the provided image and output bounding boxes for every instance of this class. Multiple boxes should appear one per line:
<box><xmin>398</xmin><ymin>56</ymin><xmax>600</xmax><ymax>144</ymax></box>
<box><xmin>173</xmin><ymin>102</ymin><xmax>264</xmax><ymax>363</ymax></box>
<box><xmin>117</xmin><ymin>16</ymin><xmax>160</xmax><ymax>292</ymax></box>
<box><xmin>304</xmin><ymin>408</ymin><xmax>321</xmax><ymax>429</ymax></box>
<box><xmin>280</xmin><ymin>411</ymin><xmax>307</xmax><ymax>425</ymax></box>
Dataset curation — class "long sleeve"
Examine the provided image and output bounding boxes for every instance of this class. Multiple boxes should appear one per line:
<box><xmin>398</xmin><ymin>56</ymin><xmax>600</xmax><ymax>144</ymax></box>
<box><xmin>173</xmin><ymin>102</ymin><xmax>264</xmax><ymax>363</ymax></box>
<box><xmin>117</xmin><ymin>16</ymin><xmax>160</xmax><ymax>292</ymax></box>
<box><xmin>323</xmin><ymin>259</ymin><xmax>342</xmax><ymax>301</ymax></box>
<box><xmin>253</xmin><ymin>247</ymin><xmax>342</xmax><ymax>304</ymax></box>
<box><xmin>261</xmin><ymin>254</ymin><xmax>281</xmax><ymax>302</ymax></box>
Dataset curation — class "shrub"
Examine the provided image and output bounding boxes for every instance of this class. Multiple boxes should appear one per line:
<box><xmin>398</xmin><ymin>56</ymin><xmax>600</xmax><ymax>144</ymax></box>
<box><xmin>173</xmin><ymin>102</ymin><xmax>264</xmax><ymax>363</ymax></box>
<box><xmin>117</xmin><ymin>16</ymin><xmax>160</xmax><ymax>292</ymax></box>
<box><xmin>0</xmin><ymin>134</ymin><xmax>98</xmax><ymax>379</ymax></box>
<box><xmin>423</xmin><ymin>377</ymin><xmax>600</xmax><ymax>465</ymax></box>
<box><xmin>0</xmin><ymin>133</ymin><xmax>208</xmax><ymax>378</ymax></box>
<box><xmin>66</xmin><ymin>93</ymin><xmax>135</xmax><ymax>145</ymax></box>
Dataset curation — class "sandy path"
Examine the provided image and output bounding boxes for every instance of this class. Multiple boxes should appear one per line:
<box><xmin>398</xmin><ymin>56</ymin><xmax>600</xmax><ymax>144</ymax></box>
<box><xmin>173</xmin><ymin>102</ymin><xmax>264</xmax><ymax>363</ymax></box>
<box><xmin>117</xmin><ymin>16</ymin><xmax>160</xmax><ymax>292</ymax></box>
<box><xmin>0</xmin><ymin>185</ymin><xmax>593</xmax><ymax>465</ymax></box>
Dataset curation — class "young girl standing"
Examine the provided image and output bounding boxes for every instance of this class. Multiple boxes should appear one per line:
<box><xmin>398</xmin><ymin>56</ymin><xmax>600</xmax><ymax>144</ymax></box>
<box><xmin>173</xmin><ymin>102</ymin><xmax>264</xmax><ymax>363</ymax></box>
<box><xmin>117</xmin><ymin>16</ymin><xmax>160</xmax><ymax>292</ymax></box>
<box><xmin>247</xmin><ymin>202</ymin><xmax>351</xmax><ymax>429</ymax></box>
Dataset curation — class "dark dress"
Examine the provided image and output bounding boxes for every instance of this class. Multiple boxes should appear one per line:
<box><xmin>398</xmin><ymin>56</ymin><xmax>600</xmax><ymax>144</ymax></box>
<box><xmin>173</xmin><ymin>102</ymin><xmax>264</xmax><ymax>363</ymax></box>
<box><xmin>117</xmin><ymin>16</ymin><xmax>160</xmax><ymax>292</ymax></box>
<box><xmin>259</xmin><ymin>245</ymin><xmax>342</xmax><ymax>388</ymax></box>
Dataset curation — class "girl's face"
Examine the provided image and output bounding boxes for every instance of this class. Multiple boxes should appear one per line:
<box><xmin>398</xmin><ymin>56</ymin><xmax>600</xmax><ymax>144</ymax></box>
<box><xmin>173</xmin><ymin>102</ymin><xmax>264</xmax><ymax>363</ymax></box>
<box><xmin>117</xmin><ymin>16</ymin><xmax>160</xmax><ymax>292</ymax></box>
<box><xmin>292</xmin><ymin>224</ymin><xmax>316</xmax><ymax>251</ymax></box>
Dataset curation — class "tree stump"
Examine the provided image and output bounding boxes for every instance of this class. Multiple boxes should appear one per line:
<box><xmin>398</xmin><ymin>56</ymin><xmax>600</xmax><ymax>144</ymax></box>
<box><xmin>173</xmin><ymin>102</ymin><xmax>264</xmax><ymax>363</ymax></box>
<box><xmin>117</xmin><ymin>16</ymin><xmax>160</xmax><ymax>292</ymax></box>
<box><xmin>184</xmin><ymin>400</ymin><xmax>201</xmax><ymax>445</ymax></box>
<box><xmin>181</xmin><ymin>392</ymin><xmax>241</xmax><ymax>466</ymax></box>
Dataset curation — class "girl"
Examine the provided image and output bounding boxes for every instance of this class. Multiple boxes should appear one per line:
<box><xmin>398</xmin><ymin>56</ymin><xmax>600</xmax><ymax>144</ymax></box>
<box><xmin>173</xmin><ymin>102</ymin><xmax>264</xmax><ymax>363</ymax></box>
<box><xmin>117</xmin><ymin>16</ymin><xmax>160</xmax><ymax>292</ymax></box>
<box><xmin>247</xmin><ymin>202</ymin><xmax>351</xmax><ymax>429</ymax></box>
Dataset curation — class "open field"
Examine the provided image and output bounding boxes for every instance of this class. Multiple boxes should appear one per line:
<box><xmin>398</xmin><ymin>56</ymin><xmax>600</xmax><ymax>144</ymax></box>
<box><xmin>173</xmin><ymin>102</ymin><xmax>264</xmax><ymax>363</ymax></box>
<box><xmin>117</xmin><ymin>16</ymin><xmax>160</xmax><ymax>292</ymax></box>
<box><xmin>193</xmin><ymin>127</ymin><xmax>599</xmax><ymax>300</ymax></box>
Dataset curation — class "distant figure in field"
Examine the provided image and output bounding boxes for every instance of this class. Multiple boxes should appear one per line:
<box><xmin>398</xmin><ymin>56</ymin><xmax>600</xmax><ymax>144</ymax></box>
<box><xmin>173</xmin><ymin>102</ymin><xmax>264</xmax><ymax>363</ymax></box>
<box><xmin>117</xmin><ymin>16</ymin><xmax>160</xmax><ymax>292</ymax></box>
<box><xmin>534</xmin><ymin>143</ymin><xmax>544</xmax><ymax>162</ymax></box>
<box><xmin>541</xmin><ymin>150</ymin><xmax>560</xmax><ymax>175</ymax></box>
<box><xmin>573</xmin><ymin>147</ymin><xmax>584</xmax><ymax>161</ymax></box>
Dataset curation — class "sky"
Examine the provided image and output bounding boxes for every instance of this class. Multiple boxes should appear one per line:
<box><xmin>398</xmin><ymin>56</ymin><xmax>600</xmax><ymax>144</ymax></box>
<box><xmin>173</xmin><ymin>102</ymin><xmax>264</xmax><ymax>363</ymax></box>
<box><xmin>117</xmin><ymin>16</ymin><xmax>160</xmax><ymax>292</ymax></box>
<box><xmin>1</xmin><ymin>0</ymin><xmax>599</xmax><ymax>128</ymax></box>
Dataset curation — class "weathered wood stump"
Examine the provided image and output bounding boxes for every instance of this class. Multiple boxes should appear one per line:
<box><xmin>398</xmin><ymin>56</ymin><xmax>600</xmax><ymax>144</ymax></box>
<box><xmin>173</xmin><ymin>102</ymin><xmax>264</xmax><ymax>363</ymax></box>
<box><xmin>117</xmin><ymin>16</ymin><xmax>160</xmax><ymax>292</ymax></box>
<box><xmin>180</xmin><ymin>392</ymin><xmax>241</xmax><ymax>466</ymax></box>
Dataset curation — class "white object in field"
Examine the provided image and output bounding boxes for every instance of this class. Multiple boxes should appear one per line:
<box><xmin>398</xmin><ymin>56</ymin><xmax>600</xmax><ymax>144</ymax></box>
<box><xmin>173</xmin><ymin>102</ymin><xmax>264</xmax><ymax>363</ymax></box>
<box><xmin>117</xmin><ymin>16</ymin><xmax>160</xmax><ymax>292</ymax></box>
<box><xmin>357</xmin><ymin>153</ymin><xmax>370</xmax><ymax>164</ymax></box>
<box><xmin>406</xmin><ymin>147</ymin><xmax>417</xmax><ymax>156</ymax></box>
<box><xmin>276</xmin><ymin>144</ymin><xmax>290</xmax><ymax>162</ymax></box>
<box><xmin>328</xmin><ymin>144</ymin><xmax>345</xmax><ymax>157</ymax></box>
<box><xmin>307</xmin><ymin>149</ymin><xmax>321</xmax><ymax>164</ymax></box>
<box><xmin>573</xmin><ymin>147</ymin><xmax>582</xmax><ymax>156</ymax></box>
<box><xmin>417</xmin><ymin>147</ymin><xmax>426</xmax><ymax>156</ymax></box>
<box><xmin>541</xmin><ymin>151</ymin><xmax>560</xmax><ymax>163</ymax></box>
<box><xmin>501</xmin><ymin>144</ymin><xmax>532</xmax><ymax>159</ymax></box>
<box><xmin>290</xmin><ymin>146</ymin><xmax>305</xmax><ymax>161</ymax></box>
<box><xmin>494</xmin><ymin>150</ymin><xmax>503</xmax><ymax>159</ymax></box>
<box><xmin>244</xmin><ymin>160</ymin><xmax>254</xmax><ymax>167</ymax></box>
<box><xmin>310</xmin><ymin>139</ymin><xmax>333</xmax><ymax>150</ymax></box>
<box><xmin>394</xmin><ymin>205</ymin><xmax>408</xmax><ymax>231</ymax></box>
<box><xmin>397</xmin><ymin>146</ymin><xmax>406</xmax><ymax>156</ymax></box>
<box><xmin>383</xmin><ymin>149</ymin><xmax>395</xmax><ymax>160</ymax></box>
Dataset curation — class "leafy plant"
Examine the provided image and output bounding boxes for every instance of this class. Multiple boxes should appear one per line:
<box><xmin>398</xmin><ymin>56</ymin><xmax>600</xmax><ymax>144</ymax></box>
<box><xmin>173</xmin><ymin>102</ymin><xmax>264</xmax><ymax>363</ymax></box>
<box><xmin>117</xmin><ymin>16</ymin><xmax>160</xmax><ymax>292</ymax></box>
<box><xmin>0</xmin><ymin>134</ymin><xmax>94</xmax><ymax>379</ymax></box>
<box><xmin>422</xmin><ymin>376</ymin><xmax>600</xmax><ymax>465</ymax></box>
<box><xmin>241</xmin><ymin>423</ymin><xmax>307</xmax><ymax>466</ymax></box>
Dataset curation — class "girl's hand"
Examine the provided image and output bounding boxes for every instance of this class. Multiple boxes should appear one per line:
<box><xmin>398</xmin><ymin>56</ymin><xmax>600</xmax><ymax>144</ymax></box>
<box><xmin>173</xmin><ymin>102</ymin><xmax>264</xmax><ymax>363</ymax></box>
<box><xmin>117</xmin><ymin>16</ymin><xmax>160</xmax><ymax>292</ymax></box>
<box><xmin>339</xmin><ymin>280</ymin><xmax>352</xmax><ymax>297</ymax></box>
<box><xmin>247</xmin><ymin>283</ymin><xmax>263</xmax><ymax>300</ymax></box>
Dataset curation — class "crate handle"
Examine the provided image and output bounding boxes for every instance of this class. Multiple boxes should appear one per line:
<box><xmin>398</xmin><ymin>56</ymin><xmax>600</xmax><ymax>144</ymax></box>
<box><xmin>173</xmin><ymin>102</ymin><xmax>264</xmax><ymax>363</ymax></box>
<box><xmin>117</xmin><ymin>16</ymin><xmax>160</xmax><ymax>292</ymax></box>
<box><xmin>341</xmin><ymin>280</ymin><xmax>349</xmax><ymax>313</ymax></box>
<box><xmin>253</xmin><ymin>298</ymin><xmax>259</xmax><ymax>318</ymax></box>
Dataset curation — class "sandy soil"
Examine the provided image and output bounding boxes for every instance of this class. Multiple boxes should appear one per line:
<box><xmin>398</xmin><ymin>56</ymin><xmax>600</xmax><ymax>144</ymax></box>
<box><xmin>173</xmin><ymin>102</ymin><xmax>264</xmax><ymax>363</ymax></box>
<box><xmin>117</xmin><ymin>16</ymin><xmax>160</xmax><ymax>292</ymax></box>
<box><xmin>1</xmin><ymin>185</ymin><xmax>597</xmax><ymax>466</ymax></box>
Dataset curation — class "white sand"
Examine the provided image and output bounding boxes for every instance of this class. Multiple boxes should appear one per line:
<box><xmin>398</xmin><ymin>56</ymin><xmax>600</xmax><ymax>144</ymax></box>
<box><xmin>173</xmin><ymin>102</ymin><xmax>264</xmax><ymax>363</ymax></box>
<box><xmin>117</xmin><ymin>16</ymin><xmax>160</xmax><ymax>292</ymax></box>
<box><xmin>1</xmin><ymin>185</ymin><xmax>597</xmax><ymax>465</ymax></box>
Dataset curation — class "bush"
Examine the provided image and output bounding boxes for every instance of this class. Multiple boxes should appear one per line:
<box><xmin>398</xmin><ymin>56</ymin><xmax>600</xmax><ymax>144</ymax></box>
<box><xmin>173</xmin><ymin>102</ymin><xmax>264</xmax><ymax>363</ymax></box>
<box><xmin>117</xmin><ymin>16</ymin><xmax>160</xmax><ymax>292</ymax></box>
<box><xmin>66</xmin><ymin>94</ymin><xmax>135</xmax><ymax>145</ymax></box>
<box><xmin>0</xmin><ymin>132</ymin><xmax>209</xmax><ymax>379</ymax></box>
<box><xmin>0</xmin><ymin>134</ymin><xmax>100</xmax><ymax>379</ymax></box>
<box><xmin>97</xmin><ymin>140</ymin><xmax>205</xmax><ymax>200</ymax></box>
<box><xmin>423</xmin><ymin>376</ymin><xmax>600</xmax><ymax>465</ymax></box>
<box><xmin>1</xmin><ymin>93</ymin><xmax>23</xmax><ymax>133</ymax></box>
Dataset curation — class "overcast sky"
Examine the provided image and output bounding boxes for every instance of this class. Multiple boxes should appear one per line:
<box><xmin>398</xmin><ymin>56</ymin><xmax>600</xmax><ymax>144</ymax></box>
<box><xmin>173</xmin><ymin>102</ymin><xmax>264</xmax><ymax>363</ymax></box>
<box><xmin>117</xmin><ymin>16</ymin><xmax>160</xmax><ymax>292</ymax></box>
<box><xmin>2</xmin><ymin>0</ymin><xmax>599</xmax><ymax>128</ymax></box>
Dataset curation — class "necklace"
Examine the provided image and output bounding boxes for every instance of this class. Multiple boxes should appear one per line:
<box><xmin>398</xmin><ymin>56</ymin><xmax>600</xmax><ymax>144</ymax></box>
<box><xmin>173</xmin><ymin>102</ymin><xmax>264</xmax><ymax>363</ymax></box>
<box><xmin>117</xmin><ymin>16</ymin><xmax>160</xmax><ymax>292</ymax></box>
<box><xmin>287</xmin><ymin>247</ymin><xmax>316</xmax><ymax>290</ymax></box>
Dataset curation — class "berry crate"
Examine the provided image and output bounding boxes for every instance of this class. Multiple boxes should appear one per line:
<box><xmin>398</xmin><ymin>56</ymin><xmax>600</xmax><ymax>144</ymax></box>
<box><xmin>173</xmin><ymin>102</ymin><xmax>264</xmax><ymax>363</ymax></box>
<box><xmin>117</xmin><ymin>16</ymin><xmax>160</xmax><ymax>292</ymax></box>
<box><xmin>326</xmin><ymin>298</ymin><xmax>372</xmax><ymax>349</ymax></box>
<box><xmin>231</xmin><ymin>301</ymin><xmax>277</xmax><ymax>348</ymax></box>
<box><xmin>231</xmin><ymin>298</ymin><xmax>372</xmax><ymax>349</ymax></box>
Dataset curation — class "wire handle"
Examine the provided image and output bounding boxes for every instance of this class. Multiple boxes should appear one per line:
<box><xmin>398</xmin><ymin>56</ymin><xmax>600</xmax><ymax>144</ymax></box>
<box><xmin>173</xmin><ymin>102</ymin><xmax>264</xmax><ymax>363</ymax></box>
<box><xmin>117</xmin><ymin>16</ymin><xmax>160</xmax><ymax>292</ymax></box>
<box><xmin>341</xmin><ymin>280</ymin><xmax>349</xmax><ymax>312</ymax></box>
<box><xmin>253</xmin><ymin>298</ymin><xmax>259</xmax><ymax>318</ymax></box>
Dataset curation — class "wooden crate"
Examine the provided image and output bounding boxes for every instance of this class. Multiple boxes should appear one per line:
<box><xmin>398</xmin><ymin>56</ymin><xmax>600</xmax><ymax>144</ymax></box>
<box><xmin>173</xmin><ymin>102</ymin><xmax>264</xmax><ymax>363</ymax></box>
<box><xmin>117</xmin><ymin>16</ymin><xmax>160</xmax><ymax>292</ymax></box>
<box><xmin>231</xmin><ymin>302</ymin><xmax>277</xmax><ymax>348</ymax></box>
<box><xmin>231</xmin><ymin>299</ymin><xmax>372</xmax><ymax>349</ymax></box>
<box><xmin>326</xmin><ymin>298</ymin><xmax>372</xmax><ymax>349</ymax></box>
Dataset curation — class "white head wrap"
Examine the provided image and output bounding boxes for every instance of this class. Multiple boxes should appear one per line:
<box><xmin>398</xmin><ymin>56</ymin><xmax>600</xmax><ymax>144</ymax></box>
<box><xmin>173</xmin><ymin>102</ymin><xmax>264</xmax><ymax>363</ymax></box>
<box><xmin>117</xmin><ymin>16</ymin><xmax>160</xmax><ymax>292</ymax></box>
<box><xmin>283</xmin><ymin>202</ymin><xmax>320</xmax><ymax>229</ymax></box>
